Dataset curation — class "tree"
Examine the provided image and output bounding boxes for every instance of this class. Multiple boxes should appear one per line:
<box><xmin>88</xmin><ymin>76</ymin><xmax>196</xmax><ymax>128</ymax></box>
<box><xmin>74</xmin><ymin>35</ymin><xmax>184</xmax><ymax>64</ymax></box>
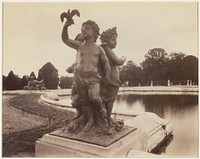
<box><xmin>167</xmin><ymin>53</ymin><xmax>198</xmax><ymax>85</ymax></box>
<box><xmin>3</xmin><ymin>75</ymin><xmax>6</xmax><ymax>90</ymax></box>
<box><xmin>38</xmin><ymin>62</ymin><xmax>59</xmax><ymax>89</ymax></box>
<box><xmin>145</xmin><ymin>48</ymin><xmax>167</xmax><ymax>61</ymax></box>
<box><xmin>29</xmin><ymin>72</ymin><xmax>36</xmax><ymax>79</ymax></box>
<box><xmin>59</xmin><ymin>76</ymin><xmax>74</xmax><ymax>89</ymax></box>
<box><xmin>119</xmin><ymin>60</ymin><xmax>141</xmax><ymax>86</ymax></box>
<box><xmin>169</xmin><ymin>52</ymin><xmax>185</xmax><ymax>61</ymax></box>
<box><xmin>167</xmin><ymin>52</ymin><xmax>186</xmax><ymax>81</ymax></box>
<box><xmin>15</xmin><ymin>75</ymin><xmax>22</xmax><ymax>90</ymax></box>
<box><xmin>5</xmin><ymin>71</ymin><xmax>19</xmax><ymax>90</ymax></box>
<box><xmin>181</xmin><ymin>55</ymin><xmax>198</xmax><ymax>84</ymax></box>
<box><xmin>141</xmin><ymin>48</ymin><xmax>168</xmax><ymax>85</ymax></box>
<box><xmin>19</xmin><ymin>75</ymin><xmax>29</xmax><ymax>89</ymax></box>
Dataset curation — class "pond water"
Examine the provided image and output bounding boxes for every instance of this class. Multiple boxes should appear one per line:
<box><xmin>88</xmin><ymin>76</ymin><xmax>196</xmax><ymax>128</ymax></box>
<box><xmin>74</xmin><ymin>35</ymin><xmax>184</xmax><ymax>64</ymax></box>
<box><xmin>113</xmin><ymin>93</ymin><xmax>198</xmax><ymax>157</ymax></box>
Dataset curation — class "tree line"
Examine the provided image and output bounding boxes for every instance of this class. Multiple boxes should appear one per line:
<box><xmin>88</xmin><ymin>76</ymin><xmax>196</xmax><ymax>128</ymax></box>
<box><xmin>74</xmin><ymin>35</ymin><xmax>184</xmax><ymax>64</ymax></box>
<box><xmin>3</xmin><ymin>48</ymin><xmax>198</xmax><ymax>90</ymax></box>
<box><xmin>3</xmin><ymin>62</ymin><xmax>59</xmax><ymax>90</ymax></box>
<box><xmin>120</xmin><ymin>48</ymin><xmax>198</xmax><ymax>86</ymax></box>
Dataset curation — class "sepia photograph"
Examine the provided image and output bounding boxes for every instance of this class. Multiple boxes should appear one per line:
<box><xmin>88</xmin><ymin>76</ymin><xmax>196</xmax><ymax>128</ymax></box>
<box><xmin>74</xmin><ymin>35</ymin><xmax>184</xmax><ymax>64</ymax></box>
<box><xmin>2</xmin><ymin>2</ymin><xmax>198</xmax><ymax>157</ymax></box>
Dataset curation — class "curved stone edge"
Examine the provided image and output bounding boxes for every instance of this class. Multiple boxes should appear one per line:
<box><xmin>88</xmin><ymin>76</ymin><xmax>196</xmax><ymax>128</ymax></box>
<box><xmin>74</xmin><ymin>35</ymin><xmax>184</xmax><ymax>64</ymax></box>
<box><xmin>122</xmin><ymin>112</ymin><xmax>174</xmax><ymax>153</ymax></box>
<box><xmin>3</xmin><ymin>86</ymin><xmax>198</xmax><ymax>96</ymax></box>
<box><xmin>40</xmin><ymin>94</ymin><xmax>72</xmax><ymax>108</ymax></box>
<box><xmin>119</xmin><ymin>86</ymin><xmax>198</xmax><ymax>95</ymax></box>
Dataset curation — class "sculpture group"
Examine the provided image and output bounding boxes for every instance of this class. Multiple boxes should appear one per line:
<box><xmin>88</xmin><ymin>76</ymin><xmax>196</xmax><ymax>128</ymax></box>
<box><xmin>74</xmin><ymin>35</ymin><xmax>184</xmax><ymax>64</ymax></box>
<box><xmin>61</xmin><ymin>9</ymin><xmax>126</xmax><ymax>135</ymax></box>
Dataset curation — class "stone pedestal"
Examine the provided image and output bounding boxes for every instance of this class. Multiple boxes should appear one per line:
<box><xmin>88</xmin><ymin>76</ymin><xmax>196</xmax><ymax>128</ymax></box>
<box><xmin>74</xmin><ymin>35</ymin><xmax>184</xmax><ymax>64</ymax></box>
<box><xmin>35</xmin><ymin>127</ymin><xmax>147</xmax><ymax>157</ymax></box>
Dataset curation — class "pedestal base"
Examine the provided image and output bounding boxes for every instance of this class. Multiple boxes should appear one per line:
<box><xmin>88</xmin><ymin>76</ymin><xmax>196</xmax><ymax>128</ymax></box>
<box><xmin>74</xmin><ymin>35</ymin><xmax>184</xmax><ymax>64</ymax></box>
<box><xmin>35</xmin><ymin>128</ymin><xmax>147</xmax><ymax>157</ymax></box>
<box><xmin>36</xmin><ymin>112</ymin><xmax>174</xmax><ymax>157</ymax></box>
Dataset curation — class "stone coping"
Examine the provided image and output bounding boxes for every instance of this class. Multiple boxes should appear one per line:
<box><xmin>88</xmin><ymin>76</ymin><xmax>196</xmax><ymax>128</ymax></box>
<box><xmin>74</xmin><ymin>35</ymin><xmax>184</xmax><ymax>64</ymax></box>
<box><xmin>3</xmin><ymin>85</ymin><xmax>198</xmax><ymax>95</ymax></box>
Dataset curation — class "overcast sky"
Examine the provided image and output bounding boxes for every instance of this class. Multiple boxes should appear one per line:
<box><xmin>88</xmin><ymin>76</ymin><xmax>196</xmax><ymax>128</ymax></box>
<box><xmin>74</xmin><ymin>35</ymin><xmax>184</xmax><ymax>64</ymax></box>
<box><xmin>3</xmin><ymin>2</ymin><xmax>198</xmax><ymax>77</ymax></box>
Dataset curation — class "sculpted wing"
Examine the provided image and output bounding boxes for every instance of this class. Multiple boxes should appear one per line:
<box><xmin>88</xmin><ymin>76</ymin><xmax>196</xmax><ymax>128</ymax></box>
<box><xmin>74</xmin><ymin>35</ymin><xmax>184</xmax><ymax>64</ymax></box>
<box><xmin>71</xmin><ymin>9</ymin><xmax>80</xmax><ymax>17</ymax></box>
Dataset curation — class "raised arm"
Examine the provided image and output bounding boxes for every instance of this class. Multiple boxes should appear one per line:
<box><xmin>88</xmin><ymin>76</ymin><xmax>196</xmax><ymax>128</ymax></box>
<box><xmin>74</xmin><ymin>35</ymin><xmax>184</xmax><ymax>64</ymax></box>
<box><xmin>61</xmin><ymin>20</ymin><xmax>82</xmax><ymax>50</ymax></box>
<box><xmin>102</xmin><ymin>45</ymin><xmax>126</xmax><ymax>65</ymax></box>
<box><xmin>99</xmin><ymin>46</ymin><xmax>111</xmax><ymax>82</ymax></box>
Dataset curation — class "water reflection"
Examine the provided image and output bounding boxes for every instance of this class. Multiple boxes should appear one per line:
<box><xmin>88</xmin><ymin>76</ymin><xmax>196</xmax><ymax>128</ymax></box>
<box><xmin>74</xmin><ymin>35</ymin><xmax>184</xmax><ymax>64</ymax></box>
<box><xmin>114</xmin><ymin>94</ymin><xmax>198</xmax><ymax>157</ymax></box>
<box><xmin>114</xmin><ymin>95</ymin><xmax>145</xmax><ymax>115</ymax></box>
<box><xmin>151</xmin><ymin>134</ymin><xmax>174</xmax><ymax>155</ymax></box>
<box><xmin>114</xmin><ymin>95</ymin><xmax>198</xmax><ymax>118</ymax></box>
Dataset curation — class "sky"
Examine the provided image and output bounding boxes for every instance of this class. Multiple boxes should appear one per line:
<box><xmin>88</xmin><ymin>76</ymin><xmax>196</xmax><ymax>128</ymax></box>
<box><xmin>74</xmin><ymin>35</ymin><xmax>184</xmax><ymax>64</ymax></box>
<box><xmin>3</xmin><ymin>2</ymin><xmax>198</xmax><ymax>77</ymax></box>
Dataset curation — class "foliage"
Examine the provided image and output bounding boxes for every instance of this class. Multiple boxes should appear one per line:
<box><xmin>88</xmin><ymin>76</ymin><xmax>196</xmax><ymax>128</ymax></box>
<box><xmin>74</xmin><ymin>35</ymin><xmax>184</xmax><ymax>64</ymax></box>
<box><xmin>59</xmin><ymin>76</ymin><xmax>74</xmax><ymax>89</ymax></box>
<box><xmin>5</xmin><ymin>71</ymin><xmax>21</xmax><ymax>90</ymax></box>
<box><xmin>167</xmin><ymin>53</ymin><xmax>198</xmax><ymax>84</ymax></box>
<box><xmin>119</xmin><ymin>60</ymin><xmax>141</xmax><ymax>86</ymax></box>
<box><xmin>182</xmin><ymin>55</ymin><xmax>198</xmax><ymax>84</ymax></box>
<box><xmin>167</xmin><ymin>52</ymin><xmax>186</xmax><ymax>81</ymax></box>
<box><xmin>120</xmin><ymin>49</ymin><xmax>198</xmax><ymax>86</ymax></box>
<box><xmin>140</xmin><ymin>48</ymin><xmax>168</xmax><ymax>85</ymax></box>
<box><xmin>3</xmin><ymin>49</ymin><xmax>198</xmax><ymax>90</ymax></box>
<box><xmin>19</xmin><ymin>75</ymin><xmax>29</xmax><ymax>89</ymax></box>
<box><xmin>3</xmin><ymin>75</ymin><xmax>6</xmax><ymax>90</ymax></box>
<box><xmin>29</xmin><ymin>72</ymin><xmax>36</xmax><ymax>79</ymax></box>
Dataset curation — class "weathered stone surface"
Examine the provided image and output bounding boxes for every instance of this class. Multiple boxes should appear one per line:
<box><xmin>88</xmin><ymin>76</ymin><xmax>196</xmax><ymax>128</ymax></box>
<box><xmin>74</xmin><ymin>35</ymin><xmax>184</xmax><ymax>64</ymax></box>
<box><xmin>35</xmin><ymin>112</ymin><xmax>174</xmax><ymax>157</ymax></box>
<box><xmin>50</xmin><ymin>126</ymin><xmax>136</xmax><ymax>147</ymax></box>
<box><xmin>43</xmin><ymin>92</ymin><xmax>59</xmax><ymax>101</ymax></box>
<box><xmin>36</xmin><ymin>127</ymin><xmax>145</xmax><ymax>157</ymax></box>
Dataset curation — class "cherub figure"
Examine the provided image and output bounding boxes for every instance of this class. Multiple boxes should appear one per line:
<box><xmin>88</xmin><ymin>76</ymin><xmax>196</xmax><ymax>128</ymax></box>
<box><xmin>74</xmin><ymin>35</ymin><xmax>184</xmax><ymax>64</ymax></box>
<box><xmin>66</xmin><ymin>33</ymin><xmax>84</xmax><ymax>119</ymax></box>
<box><xmin>61</xmin><ymin>16</ymin><xmax>111</xmax><ymax>132</ymax></box>
<box><xmin>100</xmin><ymin>27</ymin><xmax>126</xmax><ymax>126</ymax></box>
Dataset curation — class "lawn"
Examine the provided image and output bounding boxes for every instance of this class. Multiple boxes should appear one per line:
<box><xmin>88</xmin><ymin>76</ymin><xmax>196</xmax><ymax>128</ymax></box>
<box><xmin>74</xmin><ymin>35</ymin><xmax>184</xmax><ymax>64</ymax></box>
<box><xmin>2</xmin><ymin>93</ymin><xmax>74</xmax><ymax>157</ymax></box>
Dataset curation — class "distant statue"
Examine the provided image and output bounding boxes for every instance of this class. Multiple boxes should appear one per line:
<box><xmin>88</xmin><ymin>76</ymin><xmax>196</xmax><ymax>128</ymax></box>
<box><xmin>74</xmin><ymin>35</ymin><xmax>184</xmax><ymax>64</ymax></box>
<box><xmin>190</xmin><ymin>80</ymin><xmax>193</xmax><ymax>86</ymax></box>
<box><xmin>24</xmin><ymin>76</ymin><xmax>46</xmax><ymax>90</ymax></box>
<box><xmin>100</xmin><ymin>27</ymin><xmax>126</xmax><ymax>126</ymax></box>
<box><xmin>187</xmin><ymin>80</ymin><xmax>189</xmax><ymax>86</ymax></box>
<box><xmin>150</xmin><ymin>80</ymin><xmax>153</xmax><ymax>86</ymax></box>
<box><xmin>167</xmin><ymin>80</ymin><xmax>170</xmax><ymax>86</ymax></box>
<box><xmin>61</xmin><ymin>10</ymin><xmax>112</xmax><ymax>133</ymax></box>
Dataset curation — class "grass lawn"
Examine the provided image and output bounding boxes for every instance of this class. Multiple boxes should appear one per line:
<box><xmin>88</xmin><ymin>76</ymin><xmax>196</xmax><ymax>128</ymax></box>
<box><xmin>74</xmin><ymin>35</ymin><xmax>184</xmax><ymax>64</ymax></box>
<box><xmin>2</xmin><ymin>93</ymin><xmax>74</xmax><ymax>157</ymax></box>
